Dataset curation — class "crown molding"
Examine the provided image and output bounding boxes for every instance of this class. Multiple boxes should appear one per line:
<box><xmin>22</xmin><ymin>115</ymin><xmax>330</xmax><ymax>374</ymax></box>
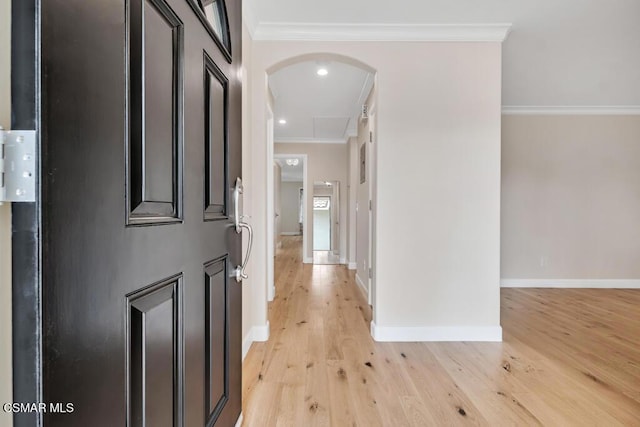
<box><xmin>502</xmin><ymin>105</ymin><xmax>640</xmax><ymax>115</ymax></box>
<box><xmin>251</xmin><ymin>22</ymin><xmax>512</xmax><ymax>42</ymax></box>
<box><xmin>275</xmin><ymin>137</ymin><xmax>348</xmax><ymax>144</ymax></box>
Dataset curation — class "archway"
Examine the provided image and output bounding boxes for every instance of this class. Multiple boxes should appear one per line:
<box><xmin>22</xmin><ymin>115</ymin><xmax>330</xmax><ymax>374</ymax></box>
<box><xmin>264</xmin><ymin>52</ymin><xmax>378</xmax><ymax>315</ymax></box>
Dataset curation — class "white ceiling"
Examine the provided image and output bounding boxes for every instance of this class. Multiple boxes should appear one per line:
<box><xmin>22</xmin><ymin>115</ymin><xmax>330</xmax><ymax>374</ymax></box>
<box><xmin>247</xmin><ymin>0</ymin><xmax>640</xmax><ymax>107</ymax></box>
<box><xmin>269</xmin><ymin>61</ymin><xmax>374</xmax><ymax>143</ymax></box>
<box><xmin>275</xmin><ymin>155</ymin><xmax>304</xmax><ymax>181</ymax></box>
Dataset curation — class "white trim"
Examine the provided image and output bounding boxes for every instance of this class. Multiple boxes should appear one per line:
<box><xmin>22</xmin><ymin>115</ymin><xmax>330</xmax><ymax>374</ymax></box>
<box><xmin>302</xmin><ymin>158</ymin><xmax>309</xmax><ymax>263</ymax></box>
<box><xmin>339</xmin><ymin>257</ymin><xmax>346</xmax><ymax>265</ymax></box>
<box><xmin>348</xmin><ymin>262</ymin><xmax>357</xmax><ymax>270</ymax></box>
<box><xmin>267</xmin><ymin>112</ymin><xmax>275</xmax><ymax>303</ymax></box>
<box><xmin>242</xmin><ymin>322</ymin><xmax>271</xmax><ymax>361</ymax></box>
<box><xmin>501</xmin><ymin>279</ymin><xmax>640</xmax><ymax>289</ymax></box>
<box><xmin>502</xmin><ymin>105</ymin><xmax>640</xmax><ymax>115</ymax></box>
<box><xmin>355</xmin><ymin>273</ymin><xmax>368</xmax><ymax>298</ymax></box>
<box><xmin>303</xmin><ymin>257</ymin><xmax>313</xmax><ymax>264</ymax></box>
<box><xmin>254</xmin><ymin>321</ymin><xmax>270</xmax><ymax>341</ymax></box>
<box><xmin>252</xmin><ymin>22</ymin><xmax>512</xmax><ymax>42</ymax></box>
<box><xmin>370</xmin><ymin>322</ymin><xmax>503</xmax><ymax>342</ymax></box>
<box><xmin>280</xmin><ymin>231</ymin><xmax>301</xmax><ymax>236</ymax></box>
<box><xmin>275</xmin><ymin>137</ymin><xmax>348</xmax><ymax>144</ymax></box>
<box><xmin>242</xmin><ymin>2</ymin><xmax>257</xmax><ymax>38</ymax></box>
<box><xmin>234</xmin><ymin>413</ymin><xmax>243</xmax><ymax>427</ymax></box>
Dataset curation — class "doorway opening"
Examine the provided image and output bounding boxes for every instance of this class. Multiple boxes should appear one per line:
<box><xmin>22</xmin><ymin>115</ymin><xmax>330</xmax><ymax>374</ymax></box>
<box><xmin>265</xmin><ymin>53</ymin><xmax>378</xmax><ymax>319</ymax></box>
<box><xmin>313</xmin><ymin>196</ymin><xmax>331</xmax><ymax>251</ymax></box>
<box><xmin>271</xmin><ymin>154</ymin><xmax>307</xmax><ymax>301</ymax></box>
<box><xmin>312</xmin><ymin>181</ymin><xmax>341</xmax><ymax>264</ymax></box>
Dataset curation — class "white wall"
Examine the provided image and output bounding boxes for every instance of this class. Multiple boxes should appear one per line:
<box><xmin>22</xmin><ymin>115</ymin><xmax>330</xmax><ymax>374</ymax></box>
<box><xmin>248</xmin><ymin>40</ymin><xmax>503</xmax><ymax>342</ymax></box>
<box><xmin>274</xmin><ymin>143</ymin><xmax>348</xmax><ymax>262</ymax></box>
<box><xmin>502</xmin><ymin>115</ymin><xmax>640</xmax><ymax>285</ymax></box>
<box><xmin>280</xmin><ymin>181</ymin><xmax>302</xmax><ymax>234</ymax></box>
<box><xmin>0</xmin><ymin>0</ymin><xmax>12</xmax><ymax>423</ymax></box>
<box><xmin>241</xmin><ymin>22</ymin><xmax>267</xmax><ymax>356</ymax></box>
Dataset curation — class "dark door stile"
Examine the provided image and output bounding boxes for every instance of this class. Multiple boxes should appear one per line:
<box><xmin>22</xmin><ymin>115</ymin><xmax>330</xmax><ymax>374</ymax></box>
<box><xmin>11</xmin><ymin>0</ymin><xmax>243</xmax><ymax>426</ymax></box>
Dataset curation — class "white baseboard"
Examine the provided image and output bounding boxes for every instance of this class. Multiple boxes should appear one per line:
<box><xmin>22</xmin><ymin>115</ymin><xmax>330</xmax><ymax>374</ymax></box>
<box><xmin>235</xmin><ymin>413</ymin><xmax>243</xmax><ymax>427</ymax></box>
<box><xmin>280</xmin><ymin>232</ymin><xmax>301</xmax><ymax>236</ymax></box>
<box><xmin>502</xmin><ymin>105</ymin><xmax>640</xmax><ymax>116</ymax></box>
<box><xmin>500</xmin><ymin>279</ymin><xmax>640</xmax><ymax>289</ymax></box>
<box><xmin>303</xmin><ymin>257</ymin><xmax>313</xmax><ymax>264</ymax></box>
<box><xmin>348</xmin><ymin>262</ymin><xmax>357</xmax><ymax>270</ymax></box>
<box><xmin>253</xmin><ymin>321</ymin><xmax>270</xmax><ymax>341</ymax></box>
<box><xmin>340</xmin><ymin>257</ymin><xmax>346</xmax><ymax>265</ymax></box>
<box><xmin>242</xmin><ymin>321</ymin><xmax>270</xmax><ymax>361</ymax></box>
<box><xmin>267</xmin><ymin>285</ymin><xmax>275</xmax><ymax>302</ymax></box>
<box><xmin>355</xmin><ymin>273</ymin><xmax>368</xmax><ymax>298</ymax></box>
<box><xmin>370</xmin><ymin>322</ymin><xmax>502</xmax><ymax>342</ymax></box>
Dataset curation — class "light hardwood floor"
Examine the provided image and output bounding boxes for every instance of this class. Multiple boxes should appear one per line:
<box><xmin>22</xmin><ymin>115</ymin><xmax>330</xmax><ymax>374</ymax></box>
<box><xmin>242</xmin><ymin>236</ymin><xmax>640</xmax><ymax>426</ymax></box>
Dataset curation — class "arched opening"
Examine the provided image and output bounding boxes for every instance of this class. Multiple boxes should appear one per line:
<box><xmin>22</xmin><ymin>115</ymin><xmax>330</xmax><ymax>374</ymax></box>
<box><xmin>263</xmin><ymin>52</ymin><xmax>379</xmax><ymax>318</ymax></box>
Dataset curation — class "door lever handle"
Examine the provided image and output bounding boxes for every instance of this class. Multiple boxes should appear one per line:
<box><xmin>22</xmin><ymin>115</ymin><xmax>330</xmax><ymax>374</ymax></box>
<box><xmin>232</xmin><ymin>177</ymin><xmax>253</xmax><ymax>282</ymax></box>
<box><xmin>234</xmin><ymin>221</ymin><xmax>253</xmax><ymax>283</ymax></box>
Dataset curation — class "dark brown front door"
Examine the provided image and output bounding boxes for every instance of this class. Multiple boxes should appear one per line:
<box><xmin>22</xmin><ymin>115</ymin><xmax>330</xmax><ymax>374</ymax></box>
<box><xmin>12</xmin><ymin>0</ymin><xmax>243</xmax><ymax>425</ymax></box>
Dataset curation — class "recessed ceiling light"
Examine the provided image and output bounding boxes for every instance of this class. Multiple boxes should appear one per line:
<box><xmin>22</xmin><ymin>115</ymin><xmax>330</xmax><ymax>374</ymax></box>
<box><xmin>278</xmin><ymin>119</ymin><xmax>287</xmax><ymax>125</ymax></box>
<box><xmin>316</xmin><ymin>68</ymin><xmax>328</xmax><ymax>76</ymax></box>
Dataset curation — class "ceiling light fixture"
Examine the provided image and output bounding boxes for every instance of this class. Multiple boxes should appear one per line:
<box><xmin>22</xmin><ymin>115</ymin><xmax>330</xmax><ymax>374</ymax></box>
<box><xmin>286</xmin><ymin>159</ymin><xmax>299</xmax><ymax>166</ymax></box>
<box><xmin>316</xmin><ymin>68</ymin><xmax>328</xmax><ymax>76</ymax></box>
<box><xmin>278</xmin><ymin>119</ymin><xmax>287</xmax><ymax>124</ymax></box>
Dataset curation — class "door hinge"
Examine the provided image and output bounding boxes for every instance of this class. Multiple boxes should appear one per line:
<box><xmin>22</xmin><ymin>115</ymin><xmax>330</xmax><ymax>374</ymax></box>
<box><xmin>0</xmin><ymin>128</ymin><xmax>37</xmax><ymax>202</ymax></box>
<box><xmin>369</xmin><ymin>131</ymin><xmax>373</xmax><ymax>143</ymax></box>
<box><xmin>368</xmin><ymin>268</ymin><xmax>372</xmax><ymax>279</ymax></box>
<box><xmin>369</xmin><ymin>200</ymin><xmax>372</xmax><ymax>211</ymax></box>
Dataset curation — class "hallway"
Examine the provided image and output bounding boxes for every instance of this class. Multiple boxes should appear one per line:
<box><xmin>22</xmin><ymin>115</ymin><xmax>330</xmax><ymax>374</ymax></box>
<box><xmin>241</xmin><ymin>237</ymin><xmax>640</xmax><ymax>426</ymax></box>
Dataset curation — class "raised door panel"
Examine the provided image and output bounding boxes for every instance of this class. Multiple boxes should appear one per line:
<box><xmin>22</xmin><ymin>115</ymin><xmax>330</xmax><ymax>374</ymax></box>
<box><xmin>128</xmin><ymin>0</ymin><xmax>184</xmax><ymax>225</ymax></box>
<box><xmin>127</xmin><ymin>275</ymin><xmax>183</xmax><ymax>427</ymax></box>
<box><xmin>204</xmin><ymin>258</ymin><xmax>229</xmax><ymax>426</ymax></box>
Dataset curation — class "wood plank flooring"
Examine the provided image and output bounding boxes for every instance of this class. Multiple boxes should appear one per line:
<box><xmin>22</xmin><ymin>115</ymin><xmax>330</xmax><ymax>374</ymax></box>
<box><xmin>242</xmin><ymin>236</ymin><xmax>640</xmax><ymax>426</ymax></box>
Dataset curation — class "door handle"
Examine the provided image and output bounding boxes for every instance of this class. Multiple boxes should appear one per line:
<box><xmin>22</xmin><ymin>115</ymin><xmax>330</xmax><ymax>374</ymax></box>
<box><xmin>233</xmin><ymin>177</ymin><xmax>243</xmax><ymax>233</ymax></box>
<box><xmin>234</xmin><ymin>221</ymin><xmax>253</xmax><ymax>283</ymax></box>
<box><xmin>233</xmin><ymin>177</ymin><xmax>253</xmax><ymax>283</ymax></box>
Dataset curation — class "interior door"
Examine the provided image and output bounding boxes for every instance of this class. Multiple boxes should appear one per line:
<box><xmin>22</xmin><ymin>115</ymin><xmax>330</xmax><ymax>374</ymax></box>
<box><xmin>12</xmin><ymin>0</ymin><xmax>243</xmax><ymax>425</ymax></box>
